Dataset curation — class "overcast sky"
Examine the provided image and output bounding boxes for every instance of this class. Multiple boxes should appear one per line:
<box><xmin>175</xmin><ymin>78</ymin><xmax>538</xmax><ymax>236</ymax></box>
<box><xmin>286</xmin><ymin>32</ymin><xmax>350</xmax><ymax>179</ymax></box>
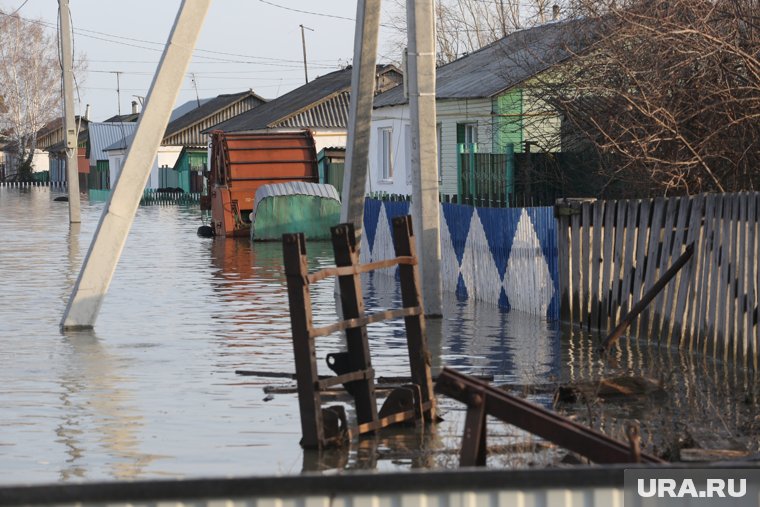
<box><xmin>0</xmin><ymin>0</ymin><xmax>402</xmax><ymax>122</ymax></box>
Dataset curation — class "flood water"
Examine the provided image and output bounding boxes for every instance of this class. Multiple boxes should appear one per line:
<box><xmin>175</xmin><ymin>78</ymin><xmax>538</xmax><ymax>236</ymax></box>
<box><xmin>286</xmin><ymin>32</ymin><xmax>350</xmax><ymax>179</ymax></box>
<box><xmin>1</xmin><ymin>186</ymin><xmax>758</xmax><ymax>485</ymax></box>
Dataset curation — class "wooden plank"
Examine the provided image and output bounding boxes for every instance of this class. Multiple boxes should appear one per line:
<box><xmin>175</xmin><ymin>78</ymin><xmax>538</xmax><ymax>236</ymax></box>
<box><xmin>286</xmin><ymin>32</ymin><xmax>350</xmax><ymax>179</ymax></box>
<box><xmin>571</xmin><ymin>210</ymin><xmax>582</xmax><ymax>324</ymax></box>
<box><xmin>631</xmin><ymin>199</ymin><xmax>651</xmax><ymax>335</ymax></box>
<box><xmin>659</xmin><ymin>196</ymin><xmax>691</xmax><ymax>344</ymax></box>
<box><xmin>716</xmin><ymin>197</ymin><xmax>732</xmax><ymax>359</ymax></box>
<box><xmin>694</xmin><ymin>195</ymin><xmax>716</xmax><ymax>353</ymax></box>
<box><xmin>581</xmin><ymin>202</ymin><xmax>591</xmax><ymax>328</ymax></box>
<box><xmin>610</xmin><ymin>200</ymin><xmax>627</xmax><ymax>329</ymax></box>
<box><xmin>747</xmin><ymin>193</ymin><xmax>758</xmax><ymax>370</ymax></box>
<box><xmin>650</xmin><ymin>197</ymin><xmax>678</xmax><ymax>343</ymax></box>
<box><xmin>619</xmin><ymin>200</ymin><xmax>639</xmax><ymax>322</ymax></box>
<box><xmin>736</xmin><ymin>193</ymin><xmax>748</xmax><ymax>366</ymax></box>
<box><xmin>590</xmin><ymin>201</ymin><xmax>604</xmax><ymax>331</ymax></box>
<box><xmin>601</xmin><ymin>200</ymin><xmax>616</xmax><ymax>331</ymax></box>
<box><xmin>639</xmin><ymin>197</ymin><xmax>665</xmax><ymax>338</ymax></box>
<box><xmin>753</xmin><ymin>194</ymin><xmax>760</xmax><ymax>371</ymax></box>
<box><xmin>705</xmin><ymin>195</ymin><xmax>724</xmax><ymax>356</ymax></box>
<box><xmin>673</xmin><ymin>196</ymin><xmax>704</xmax><ymax>346</ymax></box>
<box><xmin>331</xmin><ymin>223</ymin><xmax>380</xmax><ymax>430</ymax></box>
<box><xmin>558</xmin><ymin>214</ymin><xmax>571</xmax><ymax>322</ymax></box>
<box><xmin>727</xmin><ymin>195</ymin><xmax>740</xmax><ymax>362</ymax></box>
<box><xmin>392</xmin><ymin>215</ymin><xmax>436</xmax><ymax>422</ymax></box>
<box><xmin>283</xmin><ymin>233</ymin><xmax>325</xmax><ymax>449</ymax></box>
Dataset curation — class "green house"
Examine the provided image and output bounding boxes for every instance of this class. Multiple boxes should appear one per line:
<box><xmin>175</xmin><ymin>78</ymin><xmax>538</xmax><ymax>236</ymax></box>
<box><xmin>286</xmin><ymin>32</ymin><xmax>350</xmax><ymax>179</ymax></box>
<box><xmin>370</xmin><ymin>20</ymin><xmax>592</xmax><ymax>202</ymax></box>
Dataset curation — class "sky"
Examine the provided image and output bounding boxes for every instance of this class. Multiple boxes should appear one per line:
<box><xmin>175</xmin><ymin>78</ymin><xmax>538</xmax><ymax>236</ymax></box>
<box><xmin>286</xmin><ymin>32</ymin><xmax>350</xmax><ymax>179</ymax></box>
<box><xmin>0</xmin><ymin>0</ymin><xmax>402</xmax><ymax>122</ymax></box>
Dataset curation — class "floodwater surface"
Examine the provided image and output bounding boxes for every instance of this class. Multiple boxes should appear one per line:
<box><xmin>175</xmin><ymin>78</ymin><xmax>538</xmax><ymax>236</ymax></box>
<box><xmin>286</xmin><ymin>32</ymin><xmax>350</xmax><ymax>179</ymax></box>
<box><xmin>2</xmin><ymin>186</ymin><xmax>758</xmax><ymax>485</ymax></box>
<box><xmin>0</xmin><ymin>187</ymin><xmax>561</xmax><ymax>483</ymax></box>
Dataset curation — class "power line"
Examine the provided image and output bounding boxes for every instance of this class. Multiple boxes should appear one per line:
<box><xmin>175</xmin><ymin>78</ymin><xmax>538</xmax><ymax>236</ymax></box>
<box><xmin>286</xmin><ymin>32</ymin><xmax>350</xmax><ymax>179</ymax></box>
<box><xmin>9</xmin><ymin>0</ymin><xmax>30</xmax><ymax>15</ymax></box>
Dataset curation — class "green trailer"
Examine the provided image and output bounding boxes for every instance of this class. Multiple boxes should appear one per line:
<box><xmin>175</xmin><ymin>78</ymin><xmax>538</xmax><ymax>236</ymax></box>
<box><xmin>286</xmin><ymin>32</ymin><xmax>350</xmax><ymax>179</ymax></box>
<box><xmin>250</xmin><ymin>182</ymin><xmax>341</xmax><ymax>241</ymax></box>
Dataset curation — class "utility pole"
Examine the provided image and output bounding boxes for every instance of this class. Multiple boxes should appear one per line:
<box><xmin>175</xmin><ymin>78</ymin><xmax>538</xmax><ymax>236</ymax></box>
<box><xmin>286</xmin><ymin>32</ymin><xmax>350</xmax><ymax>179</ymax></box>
<box><xmin>299</xmin><ymin>24</ymin><xmax>314</xmax><ymax>84</ymax></box>
<box><xmin>111</xmin><ymin>71</ymin><xmax>123</xmax><ymax>117</ymax></box>
<box><xmin>61</xmin><ymin>0</ymin><xmax>212</xmax><ymax>330</ymax></box>
<box><xmin>407</xmin><ymin>0</ymin><xmax>442</xmax><ymax>316</ymax></box>
<box><xmin>190</xmin><ymin>72</ymin><xmax>201</xmax><ymax>107</ymax></box>
<box><xmin>339</xmin><ymin>0</ymin><xmax>381</xmax><ymax>237</ymax></box>
<box><xmin>59</xmin><ymin>0</ymin><xmax>80</xmax><ymax>223</ymax></box>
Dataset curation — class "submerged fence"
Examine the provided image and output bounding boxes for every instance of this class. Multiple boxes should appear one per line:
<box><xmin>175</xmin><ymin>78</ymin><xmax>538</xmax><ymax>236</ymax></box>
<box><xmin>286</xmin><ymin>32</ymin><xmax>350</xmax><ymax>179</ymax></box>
<box><xmin>361</xmin><ymin>198</ymin><xmax>560</xmax><ymax>319</ymax></box>
<box><xmin>88</xmin><ymin>188</ymin><xmax>201</xmax><ymax>205</ymax></box>
<box><xmin>558</xmin><ymin>193</ymin><xmax>760</xmax><ymax>370</ymax></box>
<box><xmin>0</xmin><ymin>181</ymin><xmax>68</xmax><ymax>188</ymax></box>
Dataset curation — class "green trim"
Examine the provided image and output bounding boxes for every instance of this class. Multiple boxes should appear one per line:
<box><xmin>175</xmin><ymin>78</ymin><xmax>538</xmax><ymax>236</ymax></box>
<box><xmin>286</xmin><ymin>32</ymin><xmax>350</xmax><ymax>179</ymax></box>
<box><xmin>493</xmin><ymin>90</ymin><xmax>523</xmax><ymax>154</ymax></box>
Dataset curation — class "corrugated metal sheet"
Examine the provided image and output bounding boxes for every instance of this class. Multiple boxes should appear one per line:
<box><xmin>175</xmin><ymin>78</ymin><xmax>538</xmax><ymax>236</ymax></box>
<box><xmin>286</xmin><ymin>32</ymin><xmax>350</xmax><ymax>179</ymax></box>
<box><xmin>374</xmin><ymin>19</ymin><xmax>597</xmax><ymax>108</ymax></box>
<box><xmin>88</xmin><ymin>122</ymin><xmax>137</xmax><ymax>163</ymax></box>
<box><xmin>274</xmin><ymin>91</ymin><xmax>351</xmax><ymax>129</ymax></box>
<box><xmin>0</xmin><ymin>467</ymin><xmax>634</xmax><ymax>507</ymax></box>
<box><xmin>162</xmin><ymin>92</ymin><xmax>266</xmax><ymax>146</ymax></box>
<box><xmin>209</xmin><ymin>65</ymin><xmax>400</xmax><ymax>133</ymax></box>
<box><xmin>253</xmin><ymin>181</ymin><xmax>340</xmax><ymax>211</ymax></box>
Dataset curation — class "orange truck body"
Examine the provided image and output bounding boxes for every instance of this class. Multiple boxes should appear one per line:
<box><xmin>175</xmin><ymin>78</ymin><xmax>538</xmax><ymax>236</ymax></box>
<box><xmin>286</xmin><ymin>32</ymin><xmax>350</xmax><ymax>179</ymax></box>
<box><xmin>206</xmin><ymin>130</ymin><xmax>318</xmax><ymax>237</ymax></box>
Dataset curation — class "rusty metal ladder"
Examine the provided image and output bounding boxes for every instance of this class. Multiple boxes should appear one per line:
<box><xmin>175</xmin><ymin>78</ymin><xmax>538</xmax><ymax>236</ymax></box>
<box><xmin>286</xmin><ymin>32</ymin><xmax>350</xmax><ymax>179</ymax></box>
<box><xmin>282</xmin><ymin>215</ymin><xmax>436</xmax><ymax>449</ymax></box>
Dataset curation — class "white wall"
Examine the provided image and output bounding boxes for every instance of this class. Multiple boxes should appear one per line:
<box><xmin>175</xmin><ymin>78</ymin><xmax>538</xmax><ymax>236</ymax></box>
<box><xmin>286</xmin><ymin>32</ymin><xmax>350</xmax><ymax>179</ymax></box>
<box><xmin>107</xmin><ymin>146</ymin><xmax>182</xmax><ymax>189</ymax></box>
<box><xmin>369</xmin><ymin>98</ymin><xmax>495</xmax><ymax>197</ymax></box>
<box><xmin>368</xmin><ymin>104</ymin><xmax>412</xmax><ymax>196</ymax></box>
<box><xmin>311</xmin><ymin>129</ymin><xmax>347</xmax><ymax>153</ymax></box>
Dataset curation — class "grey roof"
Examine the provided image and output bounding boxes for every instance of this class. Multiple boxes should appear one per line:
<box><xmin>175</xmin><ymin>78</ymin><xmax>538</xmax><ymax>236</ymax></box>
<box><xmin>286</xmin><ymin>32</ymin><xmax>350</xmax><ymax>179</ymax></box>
<box><xmin>253</xmin><ymin>182</ymin><xmax>340</xmax><ymax>212</ymax></box>
<box><xmin>170</xmin><ymin>97</ymin><xmax>213</xmax><ymax>122</ymax></box>
<box><xmin>88</xmin><ymin>122</ymin><xmax>137</xmax><ymax>161</ymax></box>
<box><xmin>374</xmin><ymin>20</ymin><xmax>595</xmax><ymax>108</ymax></box>
<box><xmin>164</xmin><ymin>90</ymin><xmax>266</xmax><ymax>137</ymax></box>
<box><xmin>208</xmin><ymin>65</ymin><xmax>398</xmax><ymax>133</ymax></box>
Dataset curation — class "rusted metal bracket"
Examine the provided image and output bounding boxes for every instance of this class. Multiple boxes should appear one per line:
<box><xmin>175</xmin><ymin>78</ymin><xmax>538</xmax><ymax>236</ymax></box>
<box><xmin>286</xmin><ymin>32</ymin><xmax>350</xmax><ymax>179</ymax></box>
<box><xmin>598</xmin><ymin>242</ymin><xmax>694</xmax><ymax>354</ymax></box>
<box><xmin>283</xmin><ymin>215</ymin><xmax>436</xmax><ymax>449</ymax></box>
<box><xmin>435</xmin><ymin>368</ymin><xmax>665</xmax><ymax>465</ymax></box>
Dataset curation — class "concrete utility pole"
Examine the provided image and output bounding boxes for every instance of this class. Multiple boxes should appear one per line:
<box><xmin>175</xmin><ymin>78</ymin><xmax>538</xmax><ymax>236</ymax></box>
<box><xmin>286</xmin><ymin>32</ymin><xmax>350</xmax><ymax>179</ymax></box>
<box><xmin>340</xmin><ymin>0</ymin><xmax>381</xmax><ymax>237</ymax></box>
<box><xmin>59</xmin><ymin>0</ymin><xmax>81</xmax><ymax>223</ymax></box>
<box><xmin>61</xmin><ymin>0</ymin><xmax>212</xmax><ymax>330</ymax></box>
<box><xmin>299</xmin><ymin>24</ymin><xmax>313</xmax><ymax>84</ymax></box>
<box><xmin>407</xmin><ymin>0</ymin><xmax>442</xmax><ymax>316</ymax></box>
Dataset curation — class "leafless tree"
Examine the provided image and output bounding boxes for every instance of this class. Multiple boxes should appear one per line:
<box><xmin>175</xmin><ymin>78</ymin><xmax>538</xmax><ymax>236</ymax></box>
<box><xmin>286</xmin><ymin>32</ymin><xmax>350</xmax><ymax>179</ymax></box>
<box><xmin>0</xmin><ymin>11</ymin><xmax>61</xmax><ymax>179</ymax></box>
<box><xmin>383</xmin><ymin>0</ymin><xmax>554</xmax><ymax>65</ymax></box>
<box><xmin>534</xmin><ymin>0</ymin><xmax>760</xmax><ymax>196</ymax></box>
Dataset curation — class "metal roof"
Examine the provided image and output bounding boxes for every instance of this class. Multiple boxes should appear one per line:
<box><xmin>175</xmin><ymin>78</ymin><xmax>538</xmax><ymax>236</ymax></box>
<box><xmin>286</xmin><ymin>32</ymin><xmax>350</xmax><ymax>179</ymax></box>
<box><xmin>164</xmin><ymin>90</ymin><xmax>266</xmax><ymax>137</ymax></box>
<box><xmin>374</xmin><ymin>20</ymin><xmax>595</xmax><ymax>108</ymax></box>
<box><xmin>88</xmin><ymin>122</ymin><xmax>137</xmax><ymax>161</ymax></box>
<box><xmin>253</xmin><ymin>182</ymin><xmax>340</xmax><ymax>212</ymax></box>
<box><xmin>209</xmin><ymin>65</ymin><xmax>400</xmax><ymax>133</ymax></box>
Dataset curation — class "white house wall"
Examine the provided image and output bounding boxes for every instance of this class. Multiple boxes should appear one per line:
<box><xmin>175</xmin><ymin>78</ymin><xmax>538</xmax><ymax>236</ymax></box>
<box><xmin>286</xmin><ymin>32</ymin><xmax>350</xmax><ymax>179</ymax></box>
<box><xmin>311</xmin><ymin>129</ymin><xmax>347</xmax><ymax>153</ymax></box>
<box><xmin>368</xmin><ymin>104</ymin><xmax>411</xmax><ymax>196</ymax></box>
<box><xmin>107</xmin><ymin>146</ymin><xmax>182</xmax><ymax>190</ymax></box>
<box><xmin>369</xmin><ymin>98</ymin><xmax>493</xmax><ymax>197</ymax></box>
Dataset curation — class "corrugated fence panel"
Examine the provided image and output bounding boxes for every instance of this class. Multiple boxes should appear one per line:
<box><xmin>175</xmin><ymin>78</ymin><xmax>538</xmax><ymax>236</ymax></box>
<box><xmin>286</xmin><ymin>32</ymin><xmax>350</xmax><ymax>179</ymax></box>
<box><xmin>362</xmin><ymin>198</ymin><xmax>560</xmax><ymax>320</ymax></box>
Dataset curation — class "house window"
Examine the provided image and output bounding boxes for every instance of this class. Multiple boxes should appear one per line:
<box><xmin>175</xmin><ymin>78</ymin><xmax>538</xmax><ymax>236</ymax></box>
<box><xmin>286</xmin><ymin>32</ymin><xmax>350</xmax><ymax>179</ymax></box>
<box><xmin>457</xmin><ymin>122</ymin><xmax>478</xmax><ymax>152</ymax></box>
<box><xmin>379</xmin><ymin>127</ymin><xmax>393</xmax><ymax>181</ymax></box>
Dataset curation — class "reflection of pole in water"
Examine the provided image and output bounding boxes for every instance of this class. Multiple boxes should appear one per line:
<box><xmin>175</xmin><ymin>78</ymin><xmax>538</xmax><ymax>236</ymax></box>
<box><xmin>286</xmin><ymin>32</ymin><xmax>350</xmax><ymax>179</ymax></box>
<box><xmin>57</xmin><ymin>331</ymin><xmax>159</xmax><ymax>480</ymax></box>
<box><xmin>64</xmin><ymin>223</ymin><xmax>81</xmax><ymax>295</ymax></box>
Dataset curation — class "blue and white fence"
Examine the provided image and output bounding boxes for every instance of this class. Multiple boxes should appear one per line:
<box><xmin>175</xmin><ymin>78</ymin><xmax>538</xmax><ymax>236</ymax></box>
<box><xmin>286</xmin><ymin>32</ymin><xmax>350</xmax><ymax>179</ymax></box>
<box><xmin>361</xmin><ymin>198</ymin><xmax>560</xmax><ymax>320</ymax></box>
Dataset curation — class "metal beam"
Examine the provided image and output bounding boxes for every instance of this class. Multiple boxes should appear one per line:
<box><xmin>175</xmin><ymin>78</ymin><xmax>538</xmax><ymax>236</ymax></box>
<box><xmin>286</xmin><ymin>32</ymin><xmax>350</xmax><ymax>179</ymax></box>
<box><xmin>339</xmin><ymin>0</ymin><xmax>381</xmax><ymax>237</ymax></box>
<box><xmin>59</xmin><ymin>0</ymin><xmax>80</xmax><ymax>223</ymax></box>
<box><xmin>61</xmin><ymin>0</ymin><xmax>212</xmax><ymax>330</ymax></box>
<box><xmin>406</xmin><ymin>0</ymin><xmax>442</xmax><ymax>315</ymax></box>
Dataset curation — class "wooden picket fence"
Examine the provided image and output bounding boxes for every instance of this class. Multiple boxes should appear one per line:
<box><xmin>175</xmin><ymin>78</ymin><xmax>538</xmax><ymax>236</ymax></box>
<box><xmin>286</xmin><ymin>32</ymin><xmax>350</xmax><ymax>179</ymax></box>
<box><xmin>557</xmin><ymin>193</ymin><xmax>759</xmax><ymax>370</ymax></box>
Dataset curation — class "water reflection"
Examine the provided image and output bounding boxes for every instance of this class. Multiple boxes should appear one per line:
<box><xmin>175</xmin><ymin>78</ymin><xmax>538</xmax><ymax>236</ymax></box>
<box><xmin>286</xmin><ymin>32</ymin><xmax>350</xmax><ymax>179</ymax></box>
<box><xmin>57</xmin><ymin>330</ymin><xmax>162</xmax><ymax>480</ymax></box>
